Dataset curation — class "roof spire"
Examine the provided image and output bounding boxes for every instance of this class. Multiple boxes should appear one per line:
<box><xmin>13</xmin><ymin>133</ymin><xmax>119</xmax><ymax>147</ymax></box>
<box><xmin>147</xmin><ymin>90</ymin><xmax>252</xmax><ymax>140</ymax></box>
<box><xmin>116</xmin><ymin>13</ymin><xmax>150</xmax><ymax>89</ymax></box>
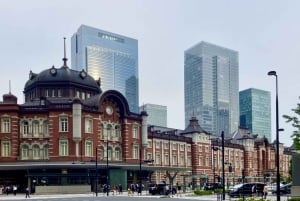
<box><xmin>62</xmin><ymin>37</ymin><xmax>68</xmax><ymax>67</ymax></box>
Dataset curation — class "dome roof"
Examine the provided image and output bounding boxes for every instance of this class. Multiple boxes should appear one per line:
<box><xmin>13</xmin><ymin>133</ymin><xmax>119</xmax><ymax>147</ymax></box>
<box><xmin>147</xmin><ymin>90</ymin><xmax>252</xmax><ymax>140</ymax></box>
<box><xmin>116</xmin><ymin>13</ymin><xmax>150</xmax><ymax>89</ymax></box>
<box><xmin>24</xmin><ymin>65</ymin><xmax>101</xmax><ymax>92</ymax></box>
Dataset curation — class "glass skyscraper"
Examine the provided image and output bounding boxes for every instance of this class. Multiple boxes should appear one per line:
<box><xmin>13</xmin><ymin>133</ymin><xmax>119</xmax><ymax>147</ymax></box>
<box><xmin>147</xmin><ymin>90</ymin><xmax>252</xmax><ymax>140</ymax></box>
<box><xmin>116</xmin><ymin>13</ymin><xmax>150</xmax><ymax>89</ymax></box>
<box><xmin>139</xmin><ymin>103</ymin><xmax>167</xmax><ymax>127</ymax></box>
<box><xmin>184</xmin><ymin>41</ymin><xmax>239</xmax><ymax>137</ymax></box>
<box><xmin>239</xmin><ymin>88</ymin><xmax>271</xmax><ymax>142</ymax></box>
<box><xmin>71</xmin><ymin>25</ymin><xmax>139</xmax><ymax>112</ymax></box>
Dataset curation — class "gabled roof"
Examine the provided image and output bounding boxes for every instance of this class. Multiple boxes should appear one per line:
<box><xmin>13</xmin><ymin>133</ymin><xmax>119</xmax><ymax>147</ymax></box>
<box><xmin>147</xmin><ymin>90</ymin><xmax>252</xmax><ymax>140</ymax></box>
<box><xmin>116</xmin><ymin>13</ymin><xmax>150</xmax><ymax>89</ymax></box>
<box><xmin>180</xmin><ymin>116</ymin><xmax>209</xmax><ymax>135</ymax></box>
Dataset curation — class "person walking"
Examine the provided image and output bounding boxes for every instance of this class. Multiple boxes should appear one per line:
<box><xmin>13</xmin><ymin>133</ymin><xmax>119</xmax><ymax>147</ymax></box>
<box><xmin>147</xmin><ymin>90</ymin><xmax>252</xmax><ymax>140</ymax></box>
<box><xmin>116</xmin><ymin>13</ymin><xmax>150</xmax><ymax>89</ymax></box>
<box><xmin>263</xmin><ymin>185</ymin><xmax>268</xmax><ymax>199</ymax></box>
<box><xmin>25</xmin><ymin>187</ymin><xmax>30</xmax><ymax>198</ymax></box>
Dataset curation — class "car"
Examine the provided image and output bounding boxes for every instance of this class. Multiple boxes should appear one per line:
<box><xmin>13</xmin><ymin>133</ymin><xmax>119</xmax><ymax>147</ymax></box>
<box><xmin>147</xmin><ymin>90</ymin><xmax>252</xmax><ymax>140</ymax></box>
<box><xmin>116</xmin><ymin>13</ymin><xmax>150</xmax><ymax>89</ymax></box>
<box><xmin>148</xmin><ymin>183</ymin><xmax>177</xmax><ymax>195</ymax></box>
<box><xmin>229</xmin><ymin>183</ymin><xmax>265</xmax><ymax>197</ymax></box>
<box><xmin>272</xmin><ymin>183</ymin><xmax>292</xmax><ymax>195</ymax></box>
<box><xmin>204</xmin><ymin>183</ymin><xmax>223</xmax><ymax>190</ymax></box>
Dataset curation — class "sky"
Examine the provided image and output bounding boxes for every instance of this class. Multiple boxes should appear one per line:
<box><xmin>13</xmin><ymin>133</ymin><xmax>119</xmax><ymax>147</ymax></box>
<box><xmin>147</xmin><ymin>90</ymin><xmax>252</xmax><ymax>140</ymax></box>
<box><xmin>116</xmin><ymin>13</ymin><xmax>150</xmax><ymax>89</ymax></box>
<box><xmin>0</xmin><ymin>0</ymin><xmax>299</xmax><ymax>146</ymax></box>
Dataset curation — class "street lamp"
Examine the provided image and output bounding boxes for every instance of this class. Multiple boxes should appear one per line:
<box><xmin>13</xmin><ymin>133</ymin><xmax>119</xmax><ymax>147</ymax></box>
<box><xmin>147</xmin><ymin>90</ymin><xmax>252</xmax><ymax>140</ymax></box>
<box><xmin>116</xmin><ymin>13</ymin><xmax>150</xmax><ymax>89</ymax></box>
<box><xmin>221</xmin><ymin>131</ymin><xmax>225</xmax><ymax>200</ymax></box>
<box><xmin>106</xmin><ymin>126</ymin><xmax>109</xmax><ymax>196</ymax></box>
<box><xmin>268</xmin><ymin>70</ymin><xmax>283</xmax><ymax>201</ymax></box>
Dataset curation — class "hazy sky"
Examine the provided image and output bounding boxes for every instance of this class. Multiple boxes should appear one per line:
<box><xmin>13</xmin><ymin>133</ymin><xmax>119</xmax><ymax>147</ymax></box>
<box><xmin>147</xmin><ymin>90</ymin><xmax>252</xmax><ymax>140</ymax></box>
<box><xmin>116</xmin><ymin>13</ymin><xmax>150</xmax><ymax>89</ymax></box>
<box><xmin>1</xmin><ymin>0</ymin><xmax>299</xmax><ymax>146</ymax></box>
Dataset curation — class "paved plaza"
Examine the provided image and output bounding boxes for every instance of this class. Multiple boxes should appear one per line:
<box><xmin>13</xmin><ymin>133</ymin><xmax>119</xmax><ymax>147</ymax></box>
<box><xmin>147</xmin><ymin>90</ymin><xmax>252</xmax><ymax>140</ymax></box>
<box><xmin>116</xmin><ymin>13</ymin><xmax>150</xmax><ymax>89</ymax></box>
<box><xmin>0</xmin><ymin>192</ymin><xmax>292</xmax><ymax>201</ymax></box>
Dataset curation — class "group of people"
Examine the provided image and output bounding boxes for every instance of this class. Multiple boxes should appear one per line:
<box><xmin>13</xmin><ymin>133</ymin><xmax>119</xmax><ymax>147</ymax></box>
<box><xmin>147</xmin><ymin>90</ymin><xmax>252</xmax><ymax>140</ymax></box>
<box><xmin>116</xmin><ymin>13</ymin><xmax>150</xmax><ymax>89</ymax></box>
<box><xmin>252</xmin><ymin>184</ymin><xmax>268</xmax><ymax>199</ymax></box>
<box><xmin>1</xmin><ymin>185</ymin><xmax>30</xmax><ymax>198</ymax></box>
<box><xmin>127</xmin><ymin>183</ymin><xmax>144</xmax><ymax>196</ymax></box>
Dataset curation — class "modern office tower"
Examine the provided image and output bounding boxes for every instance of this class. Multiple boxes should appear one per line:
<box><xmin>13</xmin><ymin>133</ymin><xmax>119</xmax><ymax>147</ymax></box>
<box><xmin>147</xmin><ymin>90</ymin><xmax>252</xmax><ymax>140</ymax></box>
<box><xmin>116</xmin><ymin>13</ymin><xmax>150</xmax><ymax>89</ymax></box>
<box><xmin>71</xmin><ymin>25</ymin><xmax>139</xmax><ymax>112</ymax></box>
<box><xmin>140</xmin><ymin>103</ymin><xmax>167</xmax><ymax>127</ymax></box>
<box><xmin>184</xmin><ymin>41</ymin><xmax>239</xmax><ymax>137</ymax></box>
<box><xmin>239</xmin><ymin>88</ymin><xmax>272</xmax><ymax>142</ymax></box>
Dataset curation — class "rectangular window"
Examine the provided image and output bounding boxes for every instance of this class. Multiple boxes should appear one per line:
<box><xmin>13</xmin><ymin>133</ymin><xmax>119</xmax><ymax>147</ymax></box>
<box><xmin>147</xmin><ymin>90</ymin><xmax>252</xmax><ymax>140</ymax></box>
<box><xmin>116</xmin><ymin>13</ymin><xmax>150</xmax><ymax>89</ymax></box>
<box><xmin>2</xmin><ymin>141</ymin><xmax>10</xmax><ymax>157</ymax></box>
<box><xmin>133</xmin><ymin>126</ymin><xmax>138</xmax><ymax>138</ymax></box>
<box><xmin>180</xmin><ymin>144</ymin><xmax>184</xmax><ymax>151</ymax></box>
<box><xmin>85</xmin><ymin>141</ymin><xmax>92</xmax><ymax>157</ymax></box>
<box><xmin>85</xmin><ymin>118</ymin><xmax>93</xmax><ymax>133</ymax></box>
<box><xmin>187</xmin><ymin>156</ymin><xmax>191</xmax><ymax>166</ymax></box>
<box><xmin>115</xmin><ymin>149</ymin><xmax>120</xmax><ymax>160</ymax></box>
<box><xmin>59</xmin><ymin>116</ymin><xmax>68</xmax><ymax>132</ymax></box>
<box><xmin>59</xmin><ymin>140</ymin><xmax>68</xmax><ymax>156</ymax></box>
<box><xmin>164</xmin><ymin>155</ymin><xmax>169</xmax><ymax>165</ymax></box>
<box><xmin>180</xmin><ymin>155</ymin><xmax>184</xmax><ymax>165</ymax></box>
<box><xmin>206</xmin><ymin>157</ymin><xmax>209</xmax><ymax>166</ymax></box>
<box><xmin>156</xmin><ymin>154</ymin><xmax>161</xmax><ymax>165</ymax></box>
<box><xmin>1</xmin><ymin>118</ymin><xmax>10</xmax><ymax>133</ymax></box>
<box><xmin>133</xmin><ymin>146</ymin><xmax>139</xmax><ymax>159</ymax></box>
<box><xmin>172</xmin><ymin>155</ymin><xmax>177</xmax><ymax>165</ymax></box>
<box><xmin>199</xmin><ymin>156</ymin><xmax>203</xmax><ymax>166</ymax></box>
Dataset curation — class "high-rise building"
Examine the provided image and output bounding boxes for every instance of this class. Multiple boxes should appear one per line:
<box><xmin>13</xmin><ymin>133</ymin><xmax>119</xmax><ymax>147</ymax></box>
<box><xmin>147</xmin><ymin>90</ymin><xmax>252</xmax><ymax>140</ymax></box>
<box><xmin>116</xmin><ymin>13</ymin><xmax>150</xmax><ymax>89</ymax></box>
<box><xmin>71</xmin><ymin>25</ymin><xmax>139</xmax><ymax>112</ymax></box>
<box><xmin>184</xmin><ymin>41</ymin><xmax>239</xmax><ymax>137</ymax></box>
<box><xmin>239</xmin><ymin>88</ymin><xmax>271</xmax><ymax>141</ymax></box>
<box><xmin>140</xmin><ymin>103</ymin><xmax>167</xmax><ymax>127</ymax></box>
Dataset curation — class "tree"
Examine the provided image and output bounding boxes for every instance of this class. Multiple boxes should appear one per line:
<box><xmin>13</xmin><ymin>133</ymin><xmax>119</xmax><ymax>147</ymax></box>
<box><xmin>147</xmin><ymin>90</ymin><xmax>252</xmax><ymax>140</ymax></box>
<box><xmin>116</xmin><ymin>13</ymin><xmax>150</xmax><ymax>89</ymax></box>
<box><xmin>283</xmin><ymin>98</ymin><xmax>300</xmax><ymax>150</ymax></box>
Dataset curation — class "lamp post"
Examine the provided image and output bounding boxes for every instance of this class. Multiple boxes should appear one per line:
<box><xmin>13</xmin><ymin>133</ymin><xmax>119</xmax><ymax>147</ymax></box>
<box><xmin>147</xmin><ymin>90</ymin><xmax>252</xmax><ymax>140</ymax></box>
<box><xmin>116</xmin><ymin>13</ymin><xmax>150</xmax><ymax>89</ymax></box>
<box><xmin>106</xmin><ymin>127</ymin><xmax>109</xmax><ymax>196</ymax></box>
<box><xmin>267</xmin><ymin>70</ymin><xmax>281</xmax><ymax>201</ymax></box>
<box><xmin>96</xmin><ymin>148</ymin><xmax>98</xmax><ymax>197</ymax></box>
<box><xmin>221</xmin><ymin>131</ymin><xmax>225</xmax><ymax>200</ymax></box>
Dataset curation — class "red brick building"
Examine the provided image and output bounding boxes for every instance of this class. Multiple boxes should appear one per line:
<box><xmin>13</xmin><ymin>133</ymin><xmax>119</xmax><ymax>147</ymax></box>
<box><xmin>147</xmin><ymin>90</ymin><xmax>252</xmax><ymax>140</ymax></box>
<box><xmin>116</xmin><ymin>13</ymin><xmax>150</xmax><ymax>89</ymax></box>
<box><xmin>0</xmin><ymin>56</ymin><xmax>292</xmax><ymax>194</ymax></box>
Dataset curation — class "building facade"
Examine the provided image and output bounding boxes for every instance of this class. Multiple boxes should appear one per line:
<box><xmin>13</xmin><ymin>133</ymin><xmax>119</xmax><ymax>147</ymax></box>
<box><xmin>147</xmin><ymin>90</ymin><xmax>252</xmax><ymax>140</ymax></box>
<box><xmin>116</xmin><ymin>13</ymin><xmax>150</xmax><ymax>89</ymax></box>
<box><xmin>71</xmin><ymin>25</ymin><xmax>139</xmax><ymax>113</ymax></box>
<box><xmin>239</xmin><ymin>88</ymin><xmax>272</xmax><ymax>142</ymax></box>
<box><xmin>139</xmin><ymin>103</ymin><xmax>167</xmax><ymax>127</ymax></box>
<box><xmin>184</xmin><ymin>41</ymin><xmax>239</xmax><ymax>137</ymax></box>
<box><xmin>0</xmin><ymin>48</ymin><xmax>291</xmax><ymax>195</ymax></box>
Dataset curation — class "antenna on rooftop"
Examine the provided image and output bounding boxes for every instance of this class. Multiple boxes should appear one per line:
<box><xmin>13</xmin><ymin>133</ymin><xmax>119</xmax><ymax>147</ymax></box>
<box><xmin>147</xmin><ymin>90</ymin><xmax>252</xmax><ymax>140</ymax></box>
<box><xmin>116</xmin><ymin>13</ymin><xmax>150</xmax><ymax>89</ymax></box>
<box><xmin>9</xmin><ymin>80</ymin><xmax>11</xmax><ymax>94</ymax></box>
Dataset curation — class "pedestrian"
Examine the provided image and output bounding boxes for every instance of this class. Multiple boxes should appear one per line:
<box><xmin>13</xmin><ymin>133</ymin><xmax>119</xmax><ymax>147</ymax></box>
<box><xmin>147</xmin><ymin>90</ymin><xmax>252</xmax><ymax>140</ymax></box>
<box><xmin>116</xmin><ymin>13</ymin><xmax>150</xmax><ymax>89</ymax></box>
<box><xmin>13</xmin><ymin>185</ymin><xmax>17</xmax><ymax>196</ymax></box>
<box><xmin>252</xmin><ymin>185</ymin><xmax>256</xmax><ymax>197</ymax></box>
<box><xmin>25</xmin><ymin>187</ymin><xmax>30</xmax><ymax>198</ymax></box>
<box><xmin>263</xmin><ymin>185</ymin><xmax>268</xmax><ymax>199</ymax></box>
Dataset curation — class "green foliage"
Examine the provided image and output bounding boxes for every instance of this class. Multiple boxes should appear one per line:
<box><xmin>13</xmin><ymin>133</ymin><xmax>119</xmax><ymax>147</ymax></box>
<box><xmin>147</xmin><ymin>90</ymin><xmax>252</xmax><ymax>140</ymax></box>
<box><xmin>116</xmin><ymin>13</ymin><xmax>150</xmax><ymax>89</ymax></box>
<box><xmin>193</xmin><ymin>189</ymin><xmax>213</xmax><ymax>195</ymax></box>
<box><xmin>283</xmin><ymin>98</ymin><xmax>300</xmax><ymax>150</ymax></box>
<box><xmin>289</xmin><ymin>198</ymin><xmax>300</xmax><ymax>201</ymax></box>
<box><xmin>236</xmin><ymin>197</ymin><xmax>270</xmax><ymax>201</ymax></box>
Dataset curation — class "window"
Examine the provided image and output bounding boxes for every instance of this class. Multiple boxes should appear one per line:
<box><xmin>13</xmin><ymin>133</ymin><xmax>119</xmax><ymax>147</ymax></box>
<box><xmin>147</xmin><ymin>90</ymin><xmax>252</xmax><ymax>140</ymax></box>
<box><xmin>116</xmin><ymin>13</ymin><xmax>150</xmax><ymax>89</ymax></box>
<box><xmin>180</xmin><ymin>144</ymin><xmax>184</xmax><ymax>151</ymax></box>
<box><xmin>187</xmin><ymin>145</ymin><xmax>191</xmax><ymax>151</ymax></box>
<box><xmin>85</xmin><ymin>118</ymin><xmax>93</xmax><ymax>133</ymax></box>
<box><xmin>132</xmin><ymin>125</ymin><xmax>138</xmax><ymax>138</ymax></box>
<box><xmin>180</xmin><ymin>155</ymin><xmax>184</xmax><ymax>165</ymax></box>
<box><xmin>206</xmin><ymin>157</ymin><xmax>209</xmax><ymax>166</ymax></box>
<box><xmin>107</xmin><ymin>124</ymin><xmax>112</xmax><ymax>140</ymax></box>
<box><xmin>187</xmin><ymin>156</ymin><xmax>191</xmax><ymax>166</ymax></box>
<box><xmin>85</xmin><ymin>140</ymin><xmax>92</xmax><ymax>157</ymax></box>
<box><xmin>58</xmin><ymin>89</ymin><xmax>61</xmax><ymax>97</ymax></box>
<box><xmin>156</xmin><ymin>154</ymin><xmax>161</xmax><ymax>164</ymax></box>
<box><xmin>115</xmin><ymin>148</ymin><xmax>121</xmax><ymax>160</ymax></box>
<box><xmin>199</xmin><ymin>156</ymin><xmax>203</xmax><ymax>166</ymax></box>
<box><xmin>59</xmin><ymin>140</ymin><xmax>68</xmax><ymax>156</ymax></box>
<box><xmin>133</xmin><ymin>145</ymin><xmax>139</xmax><ymax>159</ymax></box>
<box><xmin>43</xmin><ymin>120</ymin><xmax>49</xmax><ymax>136</ymax></box>
<box><xmin>148</xmin><ymin>140</ymin><xmax>152</xmax><ymax>148</ymax></box>
<box><xmin>59</xmin><ymin>116</ymin><xmax>68</xmax><ymax>132</ymax></box>
<box><xmin>2</xmin><ymin>141</ymin><xmax>10</xmax><ymax>157</ymax></box>
<box><xmin>44</xmin><ymin>144</ymin><xmax>49</xmax><ymax>159</ymax></box>
<box><xmin>172</xmin><ymin>155</ymin><xmax>177</xmax><ymax>165</ymax></box>
<box><xmin>21</xmin><ymin>144</ymin><xmax>29</xmax><ymax>159</ymax></box>
<box><xmin>1</xmin><ymin>117</ymin><xmax>10</xmax><ymax>133</ymax></box>
<box><xmin>164</xmin><ymin>155</ymin><xmax>169</xmax><ymax>165</ymax></box>
<box><xmin>32</xmin><ymin>121</ymin><xmax>39</xmax><ymax>136</ymax></box>
<box><xmin>115</xmin><ymin>125</ymin><xmax>121</xmax><ymax>138</ymax></box>
<box><xmin>33</xmin><ymin>144</ymin><xmax>40</xmax><ymax>159</ymax></box>
<box><xmin>23</xmin><ymin>121</ymin><xmax>29</xmax><ymax>135</ymax></box>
